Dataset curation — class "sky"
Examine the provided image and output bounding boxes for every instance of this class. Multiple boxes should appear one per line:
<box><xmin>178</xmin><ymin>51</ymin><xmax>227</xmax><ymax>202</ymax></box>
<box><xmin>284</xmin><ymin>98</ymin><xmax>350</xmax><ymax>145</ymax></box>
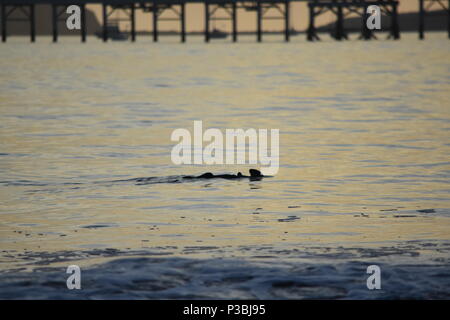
<box><xmin>87</xmin><ymin>1</ymin><xmax>425</xmax><ymax>32</ymax></box>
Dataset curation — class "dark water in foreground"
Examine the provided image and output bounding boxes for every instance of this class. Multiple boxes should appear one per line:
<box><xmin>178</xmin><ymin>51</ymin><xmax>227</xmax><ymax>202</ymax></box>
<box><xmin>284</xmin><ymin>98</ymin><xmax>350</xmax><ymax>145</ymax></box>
<box><xmin>1</xmin><ymin>241</ymin><xmax>449</xmax><ymax>299</ymax></box>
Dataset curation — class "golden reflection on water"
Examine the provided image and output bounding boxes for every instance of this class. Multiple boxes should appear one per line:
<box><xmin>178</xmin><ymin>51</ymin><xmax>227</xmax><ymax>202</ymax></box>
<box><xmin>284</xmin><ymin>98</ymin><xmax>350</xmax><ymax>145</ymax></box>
<box><xmin>0</xmin><ymin>33</ymin><xmax>449</xmax><ymax>269</ymax></box>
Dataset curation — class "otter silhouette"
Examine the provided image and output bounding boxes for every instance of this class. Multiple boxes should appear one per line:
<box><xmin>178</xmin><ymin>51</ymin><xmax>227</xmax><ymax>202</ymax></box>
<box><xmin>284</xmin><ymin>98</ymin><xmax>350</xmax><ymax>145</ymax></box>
<box><xmin>131</xmin><ymin>169</ymin><xmax>267</xmax><ymax>185</ymax></box>
<box><xmin>183</xmin><ymin>169</ymin><xmax>265</xmax><ymax>181</ymax></box>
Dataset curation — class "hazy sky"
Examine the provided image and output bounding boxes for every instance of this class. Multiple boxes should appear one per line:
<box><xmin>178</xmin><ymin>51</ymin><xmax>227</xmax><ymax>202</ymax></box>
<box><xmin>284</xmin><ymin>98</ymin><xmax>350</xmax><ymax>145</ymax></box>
<box><xmin>88</xmin><ymin>1</ymin><xmax>423</xmax><ymax>32</ymax></box>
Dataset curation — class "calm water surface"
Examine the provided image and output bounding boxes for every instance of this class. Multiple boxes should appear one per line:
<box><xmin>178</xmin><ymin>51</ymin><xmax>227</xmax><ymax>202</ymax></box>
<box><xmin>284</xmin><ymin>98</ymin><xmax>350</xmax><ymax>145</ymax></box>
<box><xmin>0</xmin><ymin>33</ymin><xmax>449</xmax><ymax>298</ymax></box>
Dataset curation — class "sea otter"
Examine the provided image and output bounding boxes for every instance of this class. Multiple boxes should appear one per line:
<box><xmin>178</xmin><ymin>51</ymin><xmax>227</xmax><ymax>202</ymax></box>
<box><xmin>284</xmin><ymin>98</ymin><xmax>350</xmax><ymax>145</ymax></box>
<box><xmin>182</xmin><ymin>169</ymin><xmax>264</xmax><ymax>180</ymax></box>
<box><xmin>132</xmin><ymin>169</ymin><xmax>266</xmax><ymax>185</ymax></box>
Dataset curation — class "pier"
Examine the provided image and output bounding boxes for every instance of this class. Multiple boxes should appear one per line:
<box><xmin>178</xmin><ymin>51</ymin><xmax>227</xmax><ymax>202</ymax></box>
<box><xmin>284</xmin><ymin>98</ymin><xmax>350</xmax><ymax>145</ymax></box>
<box><xmin>1</xmin><ymin>0</ymin><xmax>449</xmax><ymax>43</ymax></box>
<box><xmin>307</xmin><ymin>0</ymin><xmax>400</xmax><ymax>41</ymax></box>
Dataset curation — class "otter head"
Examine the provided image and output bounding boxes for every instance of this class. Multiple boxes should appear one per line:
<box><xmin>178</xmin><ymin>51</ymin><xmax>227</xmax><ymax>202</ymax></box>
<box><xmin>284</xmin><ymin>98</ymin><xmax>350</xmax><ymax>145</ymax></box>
<box><xmin>249</xmin><ymin>169</ymin><xmax>263</xmax><ymax>177</ymax></box>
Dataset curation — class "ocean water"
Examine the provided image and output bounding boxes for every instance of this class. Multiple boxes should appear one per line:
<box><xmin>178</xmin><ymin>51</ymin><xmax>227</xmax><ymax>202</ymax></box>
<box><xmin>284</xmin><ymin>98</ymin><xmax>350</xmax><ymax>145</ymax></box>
<box><xmin>0</xmin><ymin>33</ymin><xmax>449</xmax><ymax>299</ymax></box>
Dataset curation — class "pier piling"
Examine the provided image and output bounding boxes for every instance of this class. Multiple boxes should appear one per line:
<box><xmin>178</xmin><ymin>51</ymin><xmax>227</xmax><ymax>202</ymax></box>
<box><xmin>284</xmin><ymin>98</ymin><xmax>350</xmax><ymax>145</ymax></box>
<box><xmin>30</xmin><ymin>4</ymin><xmax>35</xmax><ymax>42</ymax></box>
<box><xmin>285</xmin><ymin>1</ymin><xmax>290</xmax><ymax>42</ymax></box>
<box><xmin>257</xmin><ymin>1</ymin><xmax>262</xmax><ymax>42</ymax></box>
<box><xmin>102</xmin><ymin>3</ymin><xmax>107</xmax><ymax>42</ymax></box>
<box><xmin>391</xmin><ymin>1</ymin><xmax>400</xmax><ymax>39</ymax></box>
<box><xmin>81</xmin><ymin>4</ymin><xmax>86</xmax><ymax>42</ymax></box>
<box><xmin>232</xmin><ymin>2</ymin><xmax>237</xmax><ymax>42</ymax></box>
<box><xmin>153</xmin><ymin>4</ymin><xmax>158</xmax><ymax>42</ymax></box>
<box><xmin>131</xmin><ymin>4</ymin><xmax>136</xmax><ymax>42</ymax></box>
<box><xmin>419</xmin><ymin>0</ymin><xmax>424</xmax><ymax>39</ymax></box>
<box><xmin>52</xmin><ymin>5</ymin><xmax>57</xmax><ymax>42</ymax></box>
<box><xmin>2</xmin><ymin>4</ymin><xmax>7</xmax><ymax>42</ymax></box>
<box><xmin>336</xmin><ymin>5</ymin><xmax>343</xmax><ymax>40</ymax></box>
<box><xmin>204</xmin><ymin>1</ymin><xmax>209</xmax><ymax>42</ymax></box>
<box><xmin>361</xmin><ymin>4</ymin><xmax>371</xmax><ymax>40</ymax></box>
<box><xmin>181</xmin><ymin>2</ymin><xmax>186</xmax><ymax>42</ymax></box>
<box><xmin>307</xmin><ymin>2</ymin><xmax>319</xmax><ymax>41</ymax></box>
